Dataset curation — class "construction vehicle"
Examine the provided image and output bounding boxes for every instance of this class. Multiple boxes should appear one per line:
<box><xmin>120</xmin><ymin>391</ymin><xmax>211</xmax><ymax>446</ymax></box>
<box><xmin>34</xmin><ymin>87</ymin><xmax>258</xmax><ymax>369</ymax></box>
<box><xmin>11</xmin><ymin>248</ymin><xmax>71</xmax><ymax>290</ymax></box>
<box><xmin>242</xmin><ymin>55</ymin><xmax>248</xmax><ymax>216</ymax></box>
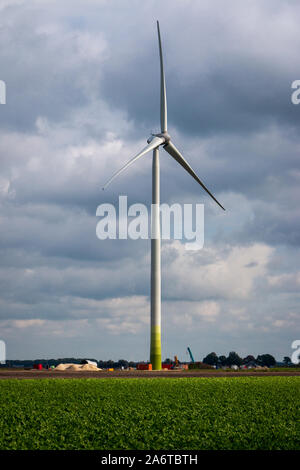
<box><xmin>187</xmin><ymin>347</ymin><xmax>195</xmax><ymax>363</ymax></box>
<box><xmin>171</xmin><ymin>355</ymin><xmax>189</xmax><ymax>370</ymax></box>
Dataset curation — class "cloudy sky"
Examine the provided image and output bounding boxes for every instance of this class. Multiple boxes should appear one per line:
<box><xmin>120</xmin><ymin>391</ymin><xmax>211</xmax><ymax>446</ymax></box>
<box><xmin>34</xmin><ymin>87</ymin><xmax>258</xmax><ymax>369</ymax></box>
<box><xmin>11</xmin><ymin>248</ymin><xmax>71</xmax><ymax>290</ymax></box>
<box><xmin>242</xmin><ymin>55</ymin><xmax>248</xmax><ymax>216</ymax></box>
<box><xmin>0</xmin><ymin>0</ymin><xmax>299</xmax><ymax>362</ymax></box>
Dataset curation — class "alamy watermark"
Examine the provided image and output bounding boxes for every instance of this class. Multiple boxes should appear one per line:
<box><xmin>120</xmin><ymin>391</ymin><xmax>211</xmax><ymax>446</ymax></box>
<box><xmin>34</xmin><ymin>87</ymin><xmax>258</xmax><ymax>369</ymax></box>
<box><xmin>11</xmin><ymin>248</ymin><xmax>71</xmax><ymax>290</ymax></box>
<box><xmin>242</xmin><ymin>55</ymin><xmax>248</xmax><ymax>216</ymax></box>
<box><xmin>291</xmin><ymin>340</ymin><xmax>300</xmax><ymax>365</ymax></box>
<box><xmin>291</xmin><ymin>80</ymin><xmax>300</xmax><ymax>105</ymax></box>
<box><xmin>0</xmin><ymin>80</ymin><xmax>6</xmax><ymax>104</ymax></box>
<box><xmin>96</xmin><ymin>196</ymin><xmax>204</xmax><ymax>250</ymax></box>
<box><xmin>0</xmin><ymin>340</ymin><xmax>6</xmax><ymax>364</ymax></box>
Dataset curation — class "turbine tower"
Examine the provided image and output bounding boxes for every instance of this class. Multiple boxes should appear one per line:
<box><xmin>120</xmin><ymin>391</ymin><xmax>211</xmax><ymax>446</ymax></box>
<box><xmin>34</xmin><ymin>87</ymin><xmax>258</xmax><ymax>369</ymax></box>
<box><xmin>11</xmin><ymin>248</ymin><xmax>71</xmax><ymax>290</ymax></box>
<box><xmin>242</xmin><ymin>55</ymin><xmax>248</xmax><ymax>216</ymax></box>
<box><xmin>103</xmin><ymin>21</ymin><xmax>225</xmax><ymax>370</ymax></box>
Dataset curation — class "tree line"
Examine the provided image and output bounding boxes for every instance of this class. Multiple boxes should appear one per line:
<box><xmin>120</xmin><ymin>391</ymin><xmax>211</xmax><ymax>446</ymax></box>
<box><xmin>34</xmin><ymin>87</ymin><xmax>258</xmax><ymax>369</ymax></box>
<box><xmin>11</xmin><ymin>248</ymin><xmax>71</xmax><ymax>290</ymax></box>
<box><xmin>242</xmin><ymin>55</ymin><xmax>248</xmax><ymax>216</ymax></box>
<box><xmin>200</xmin><ymin>351</ymin><xmax>294</xmax><ymax>367</ymax></box>
<box><xmin>1</xmin><ymin>352</ymin><xmax>295</xmax><ymax>369</ymax></box>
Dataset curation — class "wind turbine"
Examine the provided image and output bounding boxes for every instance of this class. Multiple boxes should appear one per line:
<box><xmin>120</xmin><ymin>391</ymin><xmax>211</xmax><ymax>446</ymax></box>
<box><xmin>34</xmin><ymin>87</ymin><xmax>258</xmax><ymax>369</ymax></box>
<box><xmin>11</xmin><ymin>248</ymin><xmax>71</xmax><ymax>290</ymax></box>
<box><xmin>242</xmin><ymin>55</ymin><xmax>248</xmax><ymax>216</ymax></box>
<box><xmin>103</xmin><ymin>21</ymin><xmax>225</xmax><ymax>370</ymax></box>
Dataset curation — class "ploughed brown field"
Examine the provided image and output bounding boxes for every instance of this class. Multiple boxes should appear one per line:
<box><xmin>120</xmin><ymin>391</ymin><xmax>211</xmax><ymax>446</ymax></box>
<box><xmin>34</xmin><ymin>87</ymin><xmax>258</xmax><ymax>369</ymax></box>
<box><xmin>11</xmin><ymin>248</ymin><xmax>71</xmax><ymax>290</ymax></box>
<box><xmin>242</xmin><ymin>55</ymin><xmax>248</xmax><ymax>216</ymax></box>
<box><xmin>0</xmin><ymin>369</ymin><xmax>299</xmax><ymax>379</ymax></box>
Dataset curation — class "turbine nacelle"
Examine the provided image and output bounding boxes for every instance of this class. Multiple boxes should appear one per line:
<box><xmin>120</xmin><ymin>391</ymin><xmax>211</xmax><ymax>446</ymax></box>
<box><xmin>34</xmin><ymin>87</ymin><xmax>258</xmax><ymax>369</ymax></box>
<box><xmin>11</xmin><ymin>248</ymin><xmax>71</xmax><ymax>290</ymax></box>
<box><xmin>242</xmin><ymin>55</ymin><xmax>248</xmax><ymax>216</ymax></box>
<box><xmin>147</xmin><ymin>134</ymin><xmax>155</xmax><ymax>144</ymax></box>
<box><xmin>147</xmin><ymin>132</ymin><xmax>171</xmax><ymax>145</ymax></box>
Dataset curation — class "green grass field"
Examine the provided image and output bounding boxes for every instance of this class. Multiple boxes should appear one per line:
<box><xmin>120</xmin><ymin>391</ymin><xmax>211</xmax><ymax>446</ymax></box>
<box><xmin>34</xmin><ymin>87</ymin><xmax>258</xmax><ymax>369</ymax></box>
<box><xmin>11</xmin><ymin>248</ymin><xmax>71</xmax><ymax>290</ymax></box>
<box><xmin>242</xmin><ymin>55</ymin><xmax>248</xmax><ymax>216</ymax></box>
<box><xmin>0</xmin><ymin>377</ymin><xmax>299</xmax><ymax>450</ymax></box>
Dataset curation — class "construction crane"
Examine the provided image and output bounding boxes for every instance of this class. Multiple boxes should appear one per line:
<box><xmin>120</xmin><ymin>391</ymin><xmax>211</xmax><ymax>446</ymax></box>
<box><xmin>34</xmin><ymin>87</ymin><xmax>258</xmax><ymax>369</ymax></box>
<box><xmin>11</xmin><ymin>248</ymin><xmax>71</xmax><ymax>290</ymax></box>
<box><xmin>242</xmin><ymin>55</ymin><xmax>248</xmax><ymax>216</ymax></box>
<box><xmin>187</xmin><ymin>347</ymin><xmax>195</xmax><ymax>363</ymax></box>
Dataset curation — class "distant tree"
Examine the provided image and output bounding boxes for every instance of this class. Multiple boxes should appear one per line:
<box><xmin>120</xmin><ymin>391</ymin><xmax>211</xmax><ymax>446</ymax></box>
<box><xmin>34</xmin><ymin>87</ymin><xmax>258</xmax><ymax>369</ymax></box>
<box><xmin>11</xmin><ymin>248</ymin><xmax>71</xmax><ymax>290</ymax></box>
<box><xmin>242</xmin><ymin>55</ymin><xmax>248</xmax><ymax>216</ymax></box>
<box><xmin>203</xmin><ymin>352</ymin><xmax>218</xmax><ymax>366</ymax></box>
<box><xmin>256</xmin><ymin>354</ymin><xmax>276</xmax><ymax>367</ymax></box>
<box><xmin>218</xmin><ymin>355</ymin><xmax>227</xmax><ymax>367</ymax></box>
<box><xmin>264</xmin><ymin>354</ymin><xmax>276</xmax><ymax>367</ymax></box>
<box><xmin>242</xmin><ymin>355</ymin><xmax>256</xmax><ymax>365</ymax></box>
<box><xmin>118</xmin><ymin>359</ymin><xmax>129</xmax><ymax>368</ymax></box>
<box><xmin>226</xmin><ymin>351</ymin><xmax>242</xmax><ymax>367</ymax></box>
<box><xmin>256</xmin><ymin>355</ymin><xmax>263</xmax><ymax>366</ymax></box>
<box><xmin>283</xmin><ymin>356</ymin><xmax>291</xmax><ymax>366</ymax></box>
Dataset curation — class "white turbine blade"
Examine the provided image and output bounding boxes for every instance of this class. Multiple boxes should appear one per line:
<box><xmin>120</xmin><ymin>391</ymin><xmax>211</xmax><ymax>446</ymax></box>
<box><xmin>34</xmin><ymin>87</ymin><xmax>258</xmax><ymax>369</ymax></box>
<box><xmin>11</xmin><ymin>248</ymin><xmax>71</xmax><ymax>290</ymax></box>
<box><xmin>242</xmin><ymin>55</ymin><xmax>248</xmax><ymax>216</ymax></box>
<box><xmin>164</xmin><ymin>141</ymin><xmax>225</xmax><ymax>210</ymax></box>
<box><xmin>157</xmin><ymin>21</ymin><xmax>167</xmax><ymax>133</ymax></box>
<box><xmin>102</xmin><ymin>136</ymin><xmax>164</xmax><ymax>189</ymax></box>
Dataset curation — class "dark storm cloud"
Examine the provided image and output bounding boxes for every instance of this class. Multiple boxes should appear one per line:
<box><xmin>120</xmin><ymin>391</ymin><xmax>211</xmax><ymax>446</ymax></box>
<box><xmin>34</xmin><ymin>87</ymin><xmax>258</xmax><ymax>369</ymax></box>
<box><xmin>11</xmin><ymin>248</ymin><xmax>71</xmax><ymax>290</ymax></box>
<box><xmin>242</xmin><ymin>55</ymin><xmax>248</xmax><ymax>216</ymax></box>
<box><xmin>0</xmin><ymin>11</ymin><xmax>92</xmax><ymax>132</ymax></box>
<box><xmin>238</xmin><ymin>202</ymin><xmax>300</xmax><ymax>247</ymax></box>
<box><xmin>98</xmin><ymin>1</ymin><xmax>300</xmax><ymax>137</ymax></box>
<box><xmin>0</xmin><ymin>200</ymin><xmax>151</xmax><ymax>264</ymax></box>
<box><xmin>101</xmin><ymin>51</ymin><xmax>300</xmax><ymax>137</ymax></box>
